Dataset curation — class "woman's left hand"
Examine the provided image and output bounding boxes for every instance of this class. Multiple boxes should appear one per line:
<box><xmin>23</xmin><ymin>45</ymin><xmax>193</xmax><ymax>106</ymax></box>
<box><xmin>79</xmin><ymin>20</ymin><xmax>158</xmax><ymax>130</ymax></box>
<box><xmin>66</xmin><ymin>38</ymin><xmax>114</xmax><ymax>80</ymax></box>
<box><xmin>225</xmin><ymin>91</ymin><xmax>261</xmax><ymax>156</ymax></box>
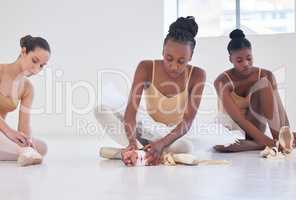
<box><xmin>144</xmin><ymin>140</ymin><xmax>165</xmax><ymax>165</ymax></box>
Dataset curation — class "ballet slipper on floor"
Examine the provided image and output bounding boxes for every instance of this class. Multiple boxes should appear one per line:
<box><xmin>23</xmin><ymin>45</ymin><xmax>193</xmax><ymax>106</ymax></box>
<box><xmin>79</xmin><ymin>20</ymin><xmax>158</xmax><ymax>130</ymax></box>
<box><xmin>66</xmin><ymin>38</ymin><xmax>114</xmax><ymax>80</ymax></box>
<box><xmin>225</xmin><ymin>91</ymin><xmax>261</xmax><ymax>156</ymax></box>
<box><xmin>99</xmin><ymin>147</ymin><xmax>123</xmax><ymax>160</ymax></box>
<box><xmin>260</xmin><ymin>126</ymin><xmax>294</xmax><ymax>160</ymax></box>
<box><xmin>99</xmin><ymin>147</ymin><xmax>230</xmax><ymax>166</ymax></box>
<box><xmin>99</xmin><ymin>147</ymin><xmax>147</xmax><ymax>166</ymax></box>
<box><xmin>17</xmin><ymin>147</ymin><xmax>43</xmax><ymax>167</ymax></box>
<box><xmin>161</xmin><ymin>153</ymin><xmax>176</xmax><ymax>166</ymax></box>
<box><xmin>260</xmin><ymin>145</ymin><xmax>285</xmax><ymax>159</ymax></box>
<box><xmin>162</xmin><ymin>153</ymin><xmax>230</xmax><ymax>166</ymax></box>
<box><xmin>278</xmin><ymin>126</ymin><xmax>294</xmax><ymax>154</ymax></box>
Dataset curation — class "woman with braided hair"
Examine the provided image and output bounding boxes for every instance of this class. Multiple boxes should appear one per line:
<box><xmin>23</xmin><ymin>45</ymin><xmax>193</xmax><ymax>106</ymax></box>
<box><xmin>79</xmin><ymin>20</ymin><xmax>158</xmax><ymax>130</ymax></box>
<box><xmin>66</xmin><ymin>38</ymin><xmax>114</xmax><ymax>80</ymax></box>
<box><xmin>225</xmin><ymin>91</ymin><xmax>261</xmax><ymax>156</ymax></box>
<box><xmin>95</xmin><ymin>16</ymin><xmax>206</xmax><ymax>166</ymax></box>
<box><xmin>214</xmin><ymin>29</ymin><xmax>295</xmax><ymax>154</ymax></box>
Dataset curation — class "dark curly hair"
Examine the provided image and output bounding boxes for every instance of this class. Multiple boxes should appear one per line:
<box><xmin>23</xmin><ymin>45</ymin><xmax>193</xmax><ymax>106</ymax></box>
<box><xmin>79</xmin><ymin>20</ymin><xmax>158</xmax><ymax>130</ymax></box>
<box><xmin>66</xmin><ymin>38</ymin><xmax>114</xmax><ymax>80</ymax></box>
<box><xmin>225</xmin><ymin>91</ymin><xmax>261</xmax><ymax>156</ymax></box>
<box><xmin>164</xmin><ymin>16</ymin><xmax>198</xmax><ymax>53</ymax></box>
<box><xmin>227</xmin><ymin>29</ymin><xmax>251</xmax><ymax>54</ymax></box>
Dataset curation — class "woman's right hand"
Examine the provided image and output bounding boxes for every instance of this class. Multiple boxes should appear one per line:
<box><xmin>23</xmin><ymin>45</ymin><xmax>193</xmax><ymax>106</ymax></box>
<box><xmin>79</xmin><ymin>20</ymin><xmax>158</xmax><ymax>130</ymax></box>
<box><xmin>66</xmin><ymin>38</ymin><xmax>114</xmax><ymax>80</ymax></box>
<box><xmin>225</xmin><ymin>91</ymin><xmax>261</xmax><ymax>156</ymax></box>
<box><xmin>121</xmin><ymin>142</ymin><xmax>138</xmax><ymax>166</ymax></box>
<box><xmin>5</xmin><ymin>130</ymin><xmax>29</xmax><ymax>147</ymax></box>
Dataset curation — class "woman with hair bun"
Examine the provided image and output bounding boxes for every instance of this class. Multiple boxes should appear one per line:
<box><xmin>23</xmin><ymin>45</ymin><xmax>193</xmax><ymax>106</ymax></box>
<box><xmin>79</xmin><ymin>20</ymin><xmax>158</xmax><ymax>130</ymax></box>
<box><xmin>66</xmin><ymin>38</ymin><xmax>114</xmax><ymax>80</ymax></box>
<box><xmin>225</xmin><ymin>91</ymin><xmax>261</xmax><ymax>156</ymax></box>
<box><xmin>214</xmin><ymin>29</ymin><xmax>295</xmax><ymax>153</ymax></box>
<box><xmin>0</xmin><ymin>35</ymin><xmax>50</xmax><ymax>166</ymax></box>
<box><xmin>95</xmin><ymin>16</ymin><xmax>206</xmax><ymax>166</ymax></box>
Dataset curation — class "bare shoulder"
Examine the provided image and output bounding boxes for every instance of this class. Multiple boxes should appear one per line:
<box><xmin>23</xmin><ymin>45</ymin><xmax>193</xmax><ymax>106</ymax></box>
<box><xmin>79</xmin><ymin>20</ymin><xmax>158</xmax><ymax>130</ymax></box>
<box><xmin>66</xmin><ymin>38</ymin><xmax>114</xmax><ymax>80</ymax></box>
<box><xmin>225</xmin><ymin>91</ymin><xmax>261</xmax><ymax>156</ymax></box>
<box><xmin>260</xmin><ymin>68</ymin><xmax>274</xmax><ymax>79</ymax></box>
<box><xmin>214</xmin><ymin>68</ymin><xmax>232</xmax><ymax>88</ymax></box>
<box><xmin>0</xmin><ymin>64</ymin><xmax>5</xmax><ymax>77</ymax></box>
<box><xmin>134</xmin><ymin>60</ymin><xmax>153</xmax><ymax>82</ymax></box>
<box><xmin>21</xmin><ymin>78</ymin><xmax>34</xmax><ymax>99</ymax></box>
<box><xmin>188</xmin><ymin>66</ymin><xmax>206</xmax><ymax>90</ymax></box>
<box><xmin>190</xmin><ymin>66</ymin><xmax>206</xmax><ymax>82</ymax></box>
<box><xmin>259</xmin><ymin>67</ymin><xmax>278</xmax><ymax>88</ymax></box>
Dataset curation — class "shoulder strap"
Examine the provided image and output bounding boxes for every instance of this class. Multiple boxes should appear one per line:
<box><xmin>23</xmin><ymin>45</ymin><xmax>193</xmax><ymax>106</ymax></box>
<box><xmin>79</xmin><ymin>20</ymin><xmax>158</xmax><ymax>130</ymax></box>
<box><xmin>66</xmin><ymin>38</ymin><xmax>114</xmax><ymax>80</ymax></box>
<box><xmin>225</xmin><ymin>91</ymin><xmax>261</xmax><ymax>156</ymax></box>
<box><xmin>151</xmin><ymin>60</ymin><xmax>155</xmax><ymax>83</ymax></box>
<box><xmin>186</xmin><ymin>66</ymin><xmax>194</xmax><ymax>88</ymax></box>
<box><xmin>258</xmin><ymin>68</ymin><xmax>262</xmax><ymax>80</ymax></box>
<box><xmin>223</xmin><ymin>72</ymin><xmax>235</xmax><ymax>89</ymax></box>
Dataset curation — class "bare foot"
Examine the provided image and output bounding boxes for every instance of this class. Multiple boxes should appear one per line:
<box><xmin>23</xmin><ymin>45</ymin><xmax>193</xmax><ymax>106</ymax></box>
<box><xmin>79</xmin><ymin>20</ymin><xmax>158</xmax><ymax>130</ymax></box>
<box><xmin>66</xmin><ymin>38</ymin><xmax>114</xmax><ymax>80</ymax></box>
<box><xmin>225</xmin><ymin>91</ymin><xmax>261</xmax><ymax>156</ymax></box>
<box><xmin>214</xmin><ymin>140</ymin><xmax>265</xmax><ymax>153</ymax></box>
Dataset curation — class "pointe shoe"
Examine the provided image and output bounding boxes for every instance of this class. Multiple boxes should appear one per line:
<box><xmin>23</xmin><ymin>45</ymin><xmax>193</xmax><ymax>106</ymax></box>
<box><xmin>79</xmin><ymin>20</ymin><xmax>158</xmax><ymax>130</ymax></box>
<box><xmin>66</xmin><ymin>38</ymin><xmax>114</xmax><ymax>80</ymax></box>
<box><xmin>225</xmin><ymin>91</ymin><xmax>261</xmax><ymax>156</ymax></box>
<box><xmin>100</xmin><ymin>148</ymin><xmax>197</xmax><ymax>166</ymax></box>
<box><xmin>100</xmin><ymin>147</ymin><xmax>230</xmax><ymax>166</ymax></box>
<box><xmin>278</xmin><ymin>126</ymin><xmax>294</xmax><ymax>154</ymax></box>
<box><xmin>260</xmin><ymin>145</ymin><xmax>285</xmax><ymax>159</ymax></box>
<box><xmin>99</xmin><ymin>147</ymin><xmax>147</xmax><ymax>166</ymax></box>
<box><xmin>99</xmin><ymin>147</ymin><xmax>122</xmax><ymax>160</ymax></box>
<box><xmin>163</xmin><ymin>153</ymin><xmax>230</xmax><ymax>166</ymax></box>
<box><xmin>260</xmin><ymin>146</ymin><xmax>277</xmax><ymax>158</ymax></box>
<box><xmin>17</xmin><ymin>147</ymin><xmax>43</xmax><ymax>167</ymax></box>
<box><xmin>172</xmin><ymin>153</ymin><xmax>199</xmax><ymax>165</ymax></box>
<box><xmin>162</xmin><ymin>153</ymin><xmax>176</xmax><ymax>166</ymax></box>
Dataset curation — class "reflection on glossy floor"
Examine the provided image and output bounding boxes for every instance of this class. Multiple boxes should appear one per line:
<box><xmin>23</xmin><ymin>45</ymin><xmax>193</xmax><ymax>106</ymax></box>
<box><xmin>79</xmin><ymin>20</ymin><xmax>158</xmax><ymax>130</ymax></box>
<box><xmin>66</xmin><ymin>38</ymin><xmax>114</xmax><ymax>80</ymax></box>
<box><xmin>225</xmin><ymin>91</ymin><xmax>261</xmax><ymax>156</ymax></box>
<box><xmin>1</xmin><ymin>136</ymin><xmax>296</xmax><ymax>200</ymax></box>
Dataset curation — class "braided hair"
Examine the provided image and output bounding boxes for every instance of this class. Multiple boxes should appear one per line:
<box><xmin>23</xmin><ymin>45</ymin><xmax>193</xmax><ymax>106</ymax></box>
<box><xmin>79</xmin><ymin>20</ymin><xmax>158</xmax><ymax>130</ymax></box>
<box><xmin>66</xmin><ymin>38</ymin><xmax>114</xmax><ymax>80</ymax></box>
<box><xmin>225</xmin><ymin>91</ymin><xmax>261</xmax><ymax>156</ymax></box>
<box><xmin>227</xmin><ymin>29</ymin><xmax>251</xmax><ymax>54</ymax></box>
<box><xmin>164</xmin><ymin>16</ymin><xmax>198</xmax><ymax>53</ymax></box>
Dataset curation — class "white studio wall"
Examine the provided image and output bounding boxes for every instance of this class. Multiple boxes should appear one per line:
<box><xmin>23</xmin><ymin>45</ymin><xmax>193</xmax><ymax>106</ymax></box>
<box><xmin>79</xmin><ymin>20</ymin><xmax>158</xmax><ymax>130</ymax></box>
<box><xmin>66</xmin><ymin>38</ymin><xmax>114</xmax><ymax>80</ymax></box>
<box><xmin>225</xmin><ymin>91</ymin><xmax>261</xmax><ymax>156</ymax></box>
<box><xmin>0</xmin><ymin>0</ymin><xmax>295</xmax><ymax>137</ymax></box>
<box><xmin>0</xmin><ymin>0</ymin><xmax>164</xmax><ymax>136</ymax></box>
<box><xmin>194</xmin><ymin>33</ymin><xmax>296</xmax><ymax>130</ymax></box>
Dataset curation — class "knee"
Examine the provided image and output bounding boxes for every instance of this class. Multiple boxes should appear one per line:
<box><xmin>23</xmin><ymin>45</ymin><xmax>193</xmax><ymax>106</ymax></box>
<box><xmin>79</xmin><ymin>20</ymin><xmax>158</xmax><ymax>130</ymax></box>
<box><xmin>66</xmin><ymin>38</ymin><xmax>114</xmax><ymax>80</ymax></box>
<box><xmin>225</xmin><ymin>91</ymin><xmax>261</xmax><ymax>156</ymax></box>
<box><xmin>257</xmin><ymin>77</ymin><xmax>271</xmax><ymax>89</ymax></box>
<box><xmin>167</xmin><ymin>139</ymin><xmax>193</xmax><ymax>154</ymax></box>
<box><xmin>263</xmin><ymin>107</ymin><xmax>274</xmax><ymax>121</ymax></box>
<box><xmin>94</xmin><ymin>105</ymin><xmax>123</xmax><ymax>123</ymax></box>
<box><xmin>251</xmin><ymin>77</ymin><xmax>273</xmax><ymax>95</ymax></box>
<box><xmin>94</xmin><ymin>105</ymin><xmax>112</xmax><ymax>118</ymax></box>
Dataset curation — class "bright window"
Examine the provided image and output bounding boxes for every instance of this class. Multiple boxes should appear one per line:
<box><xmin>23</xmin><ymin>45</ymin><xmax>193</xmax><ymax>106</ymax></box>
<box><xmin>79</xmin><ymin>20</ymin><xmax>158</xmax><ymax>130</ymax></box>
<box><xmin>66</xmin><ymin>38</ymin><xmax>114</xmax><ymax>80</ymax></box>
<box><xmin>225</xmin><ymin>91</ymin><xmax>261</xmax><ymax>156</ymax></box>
<box><xmin>165</xmin><ymin>0</ymin><xmax>296</xmax><ymax>37</ymax></box>
<box><xmin>240</xmin><ymin>0</ymin><xmax>295</xmax><ymax>34</ymax></box>
<box><xmin>177</xmin><ymin>0</ymin><xmax>236</xmax><ymax>37</ymax></box>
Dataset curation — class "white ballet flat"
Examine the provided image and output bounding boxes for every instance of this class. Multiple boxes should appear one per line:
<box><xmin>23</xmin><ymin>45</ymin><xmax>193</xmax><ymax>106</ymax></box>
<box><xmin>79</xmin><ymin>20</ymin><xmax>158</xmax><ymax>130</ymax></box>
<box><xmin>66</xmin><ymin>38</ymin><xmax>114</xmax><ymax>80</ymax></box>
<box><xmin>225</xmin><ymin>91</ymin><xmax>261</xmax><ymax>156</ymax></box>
<box><xmin>100</xmin><ymin>147</ymin><xmax>230</xmax><ymax>166</ymax></box>
<box><xmin>17</xmin><ymin>147</ymin><xmax>43</xmax><ymax>167</ymax></box>
<box><xmin>278</xmin><ymin>126</ymin><xmax>294</xmax><ymax>154</ymax></box>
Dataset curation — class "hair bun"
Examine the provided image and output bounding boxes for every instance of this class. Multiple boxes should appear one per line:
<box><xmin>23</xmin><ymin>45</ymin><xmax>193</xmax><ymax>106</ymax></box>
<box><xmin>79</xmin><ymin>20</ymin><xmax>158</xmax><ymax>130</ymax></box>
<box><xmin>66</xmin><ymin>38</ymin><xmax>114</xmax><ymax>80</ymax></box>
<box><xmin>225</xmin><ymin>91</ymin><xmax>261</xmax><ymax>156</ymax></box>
<box><xmin>229</xmin><ymin>29</ymin><xmax>245</xmax><ymax>40</ymax></box>
<box><xmin>169</xmin><ymin>16</ymin><xmax>198</xmax><ymax>38</ymax></box>
<box><xmin>20</xmin><ymin>35</ymin><xmax>33</xmax><ymax>48</ymax></box>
